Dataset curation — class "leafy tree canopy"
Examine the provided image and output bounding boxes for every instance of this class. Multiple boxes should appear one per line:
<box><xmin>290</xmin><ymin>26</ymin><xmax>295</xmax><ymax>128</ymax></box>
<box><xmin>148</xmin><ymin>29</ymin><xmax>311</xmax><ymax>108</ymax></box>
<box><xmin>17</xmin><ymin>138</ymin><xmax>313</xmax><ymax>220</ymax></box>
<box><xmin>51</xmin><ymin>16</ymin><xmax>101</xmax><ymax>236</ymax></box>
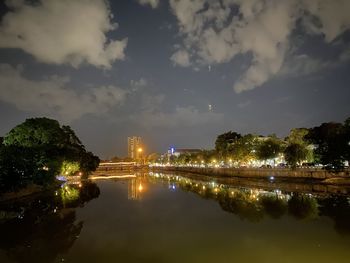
<box><xmin>0</xmin><ymin>118</ymin><xmax>100</xmax><ymax>191</ymax></box>
<box><xmin>215</xmin><ymin>131</ymin><xmax>241</xmax><ymax>157</ymax></box>
<box><xmin>256</xmin><ymin>137</ymin><xmax>283</xmax><ymax>161</ymax></box>
<box><xmin>228</xmin><ymin>134</ymin><xmax>259</xmax><ymax>164</ymax></box>
<box><xmin>284</xmin><ymin>143</ymin><xmax>308</xmax><ymax>168</ymax></box>
<box><xmin>285</xmin><ymin>128</ymin><xmax>309</xmax><ymax>145</ymax></box>
<box><xmin>3</xmin><ymin>118</ymin><xmax>64</xmax><ymax>147</ymax></box>
<box><xmin>306</xmin><ymin>121</ymin><xmax>348</xmax><ymax>171</ymax></box>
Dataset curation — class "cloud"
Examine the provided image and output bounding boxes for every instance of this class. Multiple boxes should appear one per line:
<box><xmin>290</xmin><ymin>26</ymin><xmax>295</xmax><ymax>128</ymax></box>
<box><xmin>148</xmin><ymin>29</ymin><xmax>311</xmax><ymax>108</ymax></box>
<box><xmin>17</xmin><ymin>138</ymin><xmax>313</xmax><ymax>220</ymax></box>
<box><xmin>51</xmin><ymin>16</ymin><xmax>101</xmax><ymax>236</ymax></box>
<box><xmin>130</xmin><ymin>78</ymin><xmax>148</xmax><ymax>88</ymax></box>
<box><xmin>138</xmin><ymin>0</ymin><xmax>159</xmax><ymax>9</ymax></box>
<box><xmin>169</xmin><ymin>0</ymin><xmax>350</xmax><ymax>93</ymax></box>
<box><xmin>0</xmin><ymin>0</ymin><xmax>127</xmax><ymax>68</ymax></box>
<box><xmin>127</xmin><ymin>92</ymin><xmax>223</xmax><ymax>128</ymax></box>
<box><xmin>301</xmin><ymin>0</ymin><xmax>350</xmax><ymax>42</ymax></box>
<box><xmin>139</xmin><ymin>94</ymin><xmax>165</xmax><ymax>112</ymax></box>
<box><xmin>170</xmin><ymin>49</ymin><xmax>191</xmax><ymax>67</ymax></box>
<box><xmin>0</xmin><ymin>64</ymin><xmax>127</xmax><ymax>122</ymax></box>
<box><xmin>131</xmin><ymin>106</ymin><xmax>224</xmax><ymax>128</ymax></box>
<box><xmin>279</xmin><ymin>54</ymin><xmax>332</xmax><ymax>77</ymax></box>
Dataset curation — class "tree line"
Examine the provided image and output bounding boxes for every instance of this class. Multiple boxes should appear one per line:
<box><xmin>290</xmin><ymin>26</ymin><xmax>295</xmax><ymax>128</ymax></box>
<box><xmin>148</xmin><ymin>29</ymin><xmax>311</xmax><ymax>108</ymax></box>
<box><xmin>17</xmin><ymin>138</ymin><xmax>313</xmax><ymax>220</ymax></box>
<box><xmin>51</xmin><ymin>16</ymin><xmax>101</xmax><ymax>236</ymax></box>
<box><xmin>158</xmin><ymin>117</ymin><xmax>350</xmax><ymax>171</ymax></box>
<box><xmin>0</xmin><ymin>118</ymin><xmax>100</xmax><ymax>192</ymax></box>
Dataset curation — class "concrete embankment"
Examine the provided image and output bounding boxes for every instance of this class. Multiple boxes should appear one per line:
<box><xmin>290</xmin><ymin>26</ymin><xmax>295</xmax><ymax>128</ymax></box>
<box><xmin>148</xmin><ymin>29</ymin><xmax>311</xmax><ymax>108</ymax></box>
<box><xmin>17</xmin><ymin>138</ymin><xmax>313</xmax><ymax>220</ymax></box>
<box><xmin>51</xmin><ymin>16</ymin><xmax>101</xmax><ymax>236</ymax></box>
<box><xmin>151</xmin><ymin>166</ymin><xmax>350</xmax><ymax>195</ymax></box>
<box><xmin>151</xmin><ymin>166</ymin><xmax>350</xmax><ymax>181</ymax></box>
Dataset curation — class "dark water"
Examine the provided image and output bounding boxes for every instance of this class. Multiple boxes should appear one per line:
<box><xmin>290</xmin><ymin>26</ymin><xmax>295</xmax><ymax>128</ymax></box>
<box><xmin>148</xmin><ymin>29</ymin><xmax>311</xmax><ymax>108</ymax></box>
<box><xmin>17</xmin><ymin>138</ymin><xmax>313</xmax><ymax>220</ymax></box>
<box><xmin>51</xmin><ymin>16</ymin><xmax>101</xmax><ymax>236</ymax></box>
<box><xmin>1</xmin><ymin>172</ymin><xmax>350</xmax><ymax>263</ymax></box>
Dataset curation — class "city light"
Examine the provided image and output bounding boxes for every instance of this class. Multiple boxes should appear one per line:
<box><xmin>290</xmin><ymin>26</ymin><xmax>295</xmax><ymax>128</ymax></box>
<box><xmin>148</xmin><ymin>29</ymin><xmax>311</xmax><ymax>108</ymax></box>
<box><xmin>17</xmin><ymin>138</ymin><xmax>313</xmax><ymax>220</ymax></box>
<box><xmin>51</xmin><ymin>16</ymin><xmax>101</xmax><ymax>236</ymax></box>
<box><xmin>90</xmin><ymin>175</ymin><xmax>136</xmax><ymax>180</ymax></box>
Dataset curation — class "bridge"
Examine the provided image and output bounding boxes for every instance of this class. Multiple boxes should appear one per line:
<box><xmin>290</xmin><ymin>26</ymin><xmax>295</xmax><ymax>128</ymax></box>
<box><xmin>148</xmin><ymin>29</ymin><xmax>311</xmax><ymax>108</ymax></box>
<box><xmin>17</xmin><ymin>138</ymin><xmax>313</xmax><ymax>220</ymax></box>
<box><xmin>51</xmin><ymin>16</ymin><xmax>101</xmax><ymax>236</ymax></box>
<box><xmin>96</xmin><ymin>162</ymin><xmax>148</xmax><ymax>172</ymax></box>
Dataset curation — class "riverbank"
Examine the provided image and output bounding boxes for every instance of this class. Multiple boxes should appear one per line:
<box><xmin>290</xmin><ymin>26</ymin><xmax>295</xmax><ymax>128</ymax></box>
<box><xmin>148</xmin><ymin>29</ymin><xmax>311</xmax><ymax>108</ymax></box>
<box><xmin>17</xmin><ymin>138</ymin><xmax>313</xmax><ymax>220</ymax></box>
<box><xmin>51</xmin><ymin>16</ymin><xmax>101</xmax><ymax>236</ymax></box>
<box><xmin>0</xmin><ymin>184</ymin><xmax>48</xmax><ymax>203</ymax></box>
<box><xmin>151</xmin><ymin>166</ymin><xmax>350</xmax><ymax>180</ymax></box>
<box><xmin>151</xmin><ymin>166</ymin><xmax>350</xmax><ymax>183</ymax></box>
<box><xmin>151</xmin><ymin>166</ymin><xmax>350</xmax><ymax>195</ymax></box>
<box><xmin>0</xmin><ymin>180</ymin><xmax>65</xmax><ymax>203</ymax></box>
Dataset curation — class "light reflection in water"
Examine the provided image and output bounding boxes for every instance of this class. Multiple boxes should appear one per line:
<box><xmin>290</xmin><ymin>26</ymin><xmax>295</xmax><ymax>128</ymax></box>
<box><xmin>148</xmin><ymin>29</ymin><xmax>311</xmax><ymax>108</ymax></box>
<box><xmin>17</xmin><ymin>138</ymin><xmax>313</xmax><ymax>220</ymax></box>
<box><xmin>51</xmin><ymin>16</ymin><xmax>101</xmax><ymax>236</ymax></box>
<box><xmin>0</xmin><ymin>181</ymin><xmax>100</xmax><ymax>263</ymax></box>
<box><xmin>128</xmin><ymin>177</ymin><xmax>146</xmax><ymax>200</ymax></box>
<box><xmin>148</xmin><ymin>172</ymin><xmax>350</xmax><ymax>227</ymax></box>
<box><xmin>1</xmin><ymin>172</ymin><xmax>350</xmax><ymax>263</ymax></box>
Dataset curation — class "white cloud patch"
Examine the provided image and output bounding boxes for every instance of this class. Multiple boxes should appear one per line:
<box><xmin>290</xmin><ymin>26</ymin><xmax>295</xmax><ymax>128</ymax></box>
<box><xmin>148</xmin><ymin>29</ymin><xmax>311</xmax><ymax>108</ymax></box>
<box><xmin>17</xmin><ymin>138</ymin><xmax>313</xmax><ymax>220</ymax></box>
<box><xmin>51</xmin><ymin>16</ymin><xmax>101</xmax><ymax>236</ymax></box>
<box><xmin>138</xmin><ymin>0</ymin><xmax>160</xmax><ymax>9</ymax></box>
<box><xmin>170</xmin><ymin>49</ymin><xmax>191</xmax><ymax>67</ymax></box>
<box><xmin>170</xmin><ymin>0</ymin><xmax>350</xmax><ymax>93</ymax></box>
<box><xmin>130</xmin><ymin>78</ymin><xmax>148</xmax><ymax>88</ymax></box>
<box><xmin>0</xmin><ymin>0</ymin><xmax>127</xmax><ymax>69</ymax></box>
<box><xmin>0</xmin><ymin>64</ymin><xmax>127</xmax><ymax>122</ymax></box>
<box><xmin>301</xmin><ymin>0</ymin><xmax>350</xmax><ymax>43</ymax></box>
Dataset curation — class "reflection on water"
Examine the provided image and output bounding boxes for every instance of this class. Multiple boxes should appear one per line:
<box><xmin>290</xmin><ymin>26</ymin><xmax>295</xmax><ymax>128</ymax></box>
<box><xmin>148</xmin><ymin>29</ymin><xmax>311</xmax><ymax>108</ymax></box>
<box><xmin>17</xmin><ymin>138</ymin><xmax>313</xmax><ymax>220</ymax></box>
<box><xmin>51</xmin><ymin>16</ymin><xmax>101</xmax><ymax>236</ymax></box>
<box><xmin>128</xmin><ymin>178</ymin><xmax>145</xmax><ymax>200</ymax></box>
<box><xmin>148</xmin><ymin>172</ymin><xmax>350</xmax><ymax>234</ymax></box>
<box><xmin>1</xmin><ymin>172</ymin><xmax>350</xmax><ymax>263</ymax></box>
<box><xmin>0</xmin><ymin>182</ymin><xmax>100</xmax><ymax>263</ymax></box>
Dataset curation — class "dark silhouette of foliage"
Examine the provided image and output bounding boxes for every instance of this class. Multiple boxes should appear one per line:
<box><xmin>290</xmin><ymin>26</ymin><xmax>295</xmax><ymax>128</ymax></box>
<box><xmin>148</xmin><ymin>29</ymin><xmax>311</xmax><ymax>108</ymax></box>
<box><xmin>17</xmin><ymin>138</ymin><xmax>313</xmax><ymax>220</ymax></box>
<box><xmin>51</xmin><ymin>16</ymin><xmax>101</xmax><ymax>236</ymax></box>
<box><xmin>215</xmin><ymin>131</ymin><xmax>241</xmax><ymax>158</ymax></box>
<box><xmin>318</xmin><ymin>196</ymin><xmax>350</xmax><ymax>236</ymax></box>
<box><xmin>256</xmin><ymin>136</ymin><xmax>283</xmax><ymax>162</ymax></box>
<box><xmin>0</xmin><ymin>182</ymin><xmax>100</xmax><ymax>262</ymax></box>
<box><xmin>0</xmin><ymin>118</ymin><xmax>100</xmax><ymax>191</ymax></box>
<box><xmin>284</xmin><ymin>143</ymin><xmax>308</xmax><ymax>168</ymax></box>
<box><xmin>288</xmin><ymin>194</ymin><xmax>318</xmax><ymax>220</ymax></box>
<box><xmin>260</xmin><ymin>195</ymin><xmax>287</xmax><ymax>219</ymax></box>
<box><xmin>306</xmin><ymin>121</ymin><xmax>348</xmax><ymax>171</ymax></box>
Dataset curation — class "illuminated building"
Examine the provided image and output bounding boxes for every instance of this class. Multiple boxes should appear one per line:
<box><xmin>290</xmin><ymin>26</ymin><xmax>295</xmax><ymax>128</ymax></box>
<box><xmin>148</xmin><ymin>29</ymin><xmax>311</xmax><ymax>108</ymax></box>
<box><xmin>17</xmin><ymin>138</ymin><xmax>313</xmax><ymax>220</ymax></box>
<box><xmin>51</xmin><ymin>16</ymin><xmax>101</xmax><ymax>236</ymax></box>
<box><xmin>167</xmin><ymin>148</ymin><xmax>201</xmax><ymax>157</ymax></box>
<box><xmin>127</xmin><ymin>136</ymin><xmax>142</xmax><ymax>159</ymax></box>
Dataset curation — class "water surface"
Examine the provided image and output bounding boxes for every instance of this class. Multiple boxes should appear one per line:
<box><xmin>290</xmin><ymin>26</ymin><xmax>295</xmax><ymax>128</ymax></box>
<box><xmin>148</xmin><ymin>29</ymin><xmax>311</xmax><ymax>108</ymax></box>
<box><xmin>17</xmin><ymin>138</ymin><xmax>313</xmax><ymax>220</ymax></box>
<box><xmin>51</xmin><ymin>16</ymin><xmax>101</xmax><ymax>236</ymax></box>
<box><xmin>1</xmin><ymin>172</ymin><xmax>350</xmax><ymax>263</ymax></box>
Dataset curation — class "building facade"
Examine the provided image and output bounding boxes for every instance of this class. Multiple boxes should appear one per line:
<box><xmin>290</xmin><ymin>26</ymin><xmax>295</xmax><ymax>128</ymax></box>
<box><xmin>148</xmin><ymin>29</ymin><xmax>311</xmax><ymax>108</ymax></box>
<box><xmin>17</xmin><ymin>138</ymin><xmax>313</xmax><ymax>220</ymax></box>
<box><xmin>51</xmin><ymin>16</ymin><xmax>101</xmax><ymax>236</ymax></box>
<box><xmin>127</xmin><ymin>136</ymin><xmax>142</xmax><ymax>159</ymax></box>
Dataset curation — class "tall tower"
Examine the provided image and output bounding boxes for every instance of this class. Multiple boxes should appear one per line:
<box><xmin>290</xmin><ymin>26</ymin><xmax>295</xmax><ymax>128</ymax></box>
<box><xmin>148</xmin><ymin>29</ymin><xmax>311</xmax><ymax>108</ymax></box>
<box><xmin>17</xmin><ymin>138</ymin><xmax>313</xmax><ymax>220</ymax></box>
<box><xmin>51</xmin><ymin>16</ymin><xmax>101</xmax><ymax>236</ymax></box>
<box><xmin>127</xmin><ymin>136</ymin><xmax>142</xmax><ymax>159</ymax></box>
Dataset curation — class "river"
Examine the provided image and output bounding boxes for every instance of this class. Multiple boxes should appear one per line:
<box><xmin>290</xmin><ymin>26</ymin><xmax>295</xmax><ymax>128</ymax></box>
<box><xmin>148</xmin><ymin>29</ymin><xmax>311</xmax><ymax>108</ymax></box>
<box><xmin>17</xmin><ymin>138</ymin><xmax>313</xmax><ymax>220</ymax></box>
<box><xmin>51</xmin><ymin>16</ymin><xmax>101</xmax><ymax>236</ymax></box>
<box><xmin>0</xmin><ymin>171</ymin><xmax>349</xmax><ymax>263</ymax></box>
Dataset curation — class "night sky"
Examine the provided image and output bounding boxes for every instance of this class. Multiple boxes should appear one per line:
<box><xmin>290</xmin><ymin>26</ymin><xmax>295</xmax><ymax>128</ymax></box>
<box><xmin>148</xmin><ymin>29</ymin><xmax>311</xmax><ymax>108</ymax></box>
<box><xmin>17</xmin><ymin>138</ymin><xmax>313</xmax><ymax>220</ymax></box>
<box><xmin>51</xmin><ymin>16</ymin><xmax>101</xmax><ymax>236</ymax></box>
<box><xmin>0</xmin><ymin>0</ymin><xmax>349</xmax><ymax>158</ymax></box>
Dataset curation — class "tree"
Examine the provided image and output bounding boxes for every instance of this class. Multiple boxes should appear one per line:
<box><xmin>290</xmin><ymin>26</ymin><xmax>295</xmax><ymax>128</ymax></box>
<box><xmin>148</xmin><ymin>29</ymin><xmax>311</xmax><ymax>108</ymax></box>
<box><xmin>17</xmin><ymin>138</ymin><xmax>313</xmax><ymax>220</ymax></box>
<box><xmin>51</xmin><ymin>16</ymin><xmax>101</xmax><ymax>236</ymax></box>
<box><xmin>306</xmin><ymin>121</ymin><xmax>347</xmax><ymax>171</ymax></box>
<box><xmin>177</xmin><ymin>153</ymin><xmax>191</xmax><ymax>165</ymax></box>
<box><xmin>3</xmin><ymin>118</ymin><xmax>65</xmax><ymax>148</ymax></box>
<box><xmin>285</xmin><ymin>128</ymin><xmax>309</xmax><ymax>145</ymax></box>
<box><xmin>285</xmin><ymin>128</ymin><xmax>313</xmax><ymax>163</ymax></box>
<box><xmin>284</xmin><ymin>143</ymin><xmax>308</xmax><ymax>168</ymax></box>
<box><xmin>147</xmin><ymin>153</ymin><xmax>160</xmax><ymax>164</ymax></box>
<box><xmin>256</xmin><ymin>137</ymin><xmax>283</xmax><ymax>163</ymax></box>
<box><xmin>0</xmin><ymin>118</ymin><xmax>100</xmax><ymax>191</ymax></box>
<box><xmin>74</xmin><ymin>151</ymin><xmax>99</xmax><ymax>175</ymax></box>
<box><xmin>215</xmin><ymin>131</ymin><xmax>241</xmax><ymax>159</ymax></box>
<box><xmin>200</xmin><ymin>150</ymin><xmax>217</xmax><ymax>165</ymax></box>
<box><xmin>229</xmin><ymin>134</ymin><xmax>258</xmax><ymax>165</ymax></box>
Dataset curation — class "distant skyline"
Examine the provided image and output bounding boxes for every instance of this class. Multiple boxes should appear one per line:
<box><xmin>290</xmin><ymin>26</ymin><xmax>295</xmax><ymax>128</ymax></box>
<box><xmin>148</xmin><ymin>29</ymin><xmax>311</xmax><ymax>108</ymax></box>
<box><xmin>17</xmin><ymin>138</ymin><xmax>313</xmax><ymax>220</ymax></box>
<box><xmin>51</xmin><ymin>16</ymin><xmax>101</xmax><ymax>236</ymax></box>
<box><xmin>0</xmin><ymin>0</ymin><xmax>350</xmax><ymax>158</ymax></box>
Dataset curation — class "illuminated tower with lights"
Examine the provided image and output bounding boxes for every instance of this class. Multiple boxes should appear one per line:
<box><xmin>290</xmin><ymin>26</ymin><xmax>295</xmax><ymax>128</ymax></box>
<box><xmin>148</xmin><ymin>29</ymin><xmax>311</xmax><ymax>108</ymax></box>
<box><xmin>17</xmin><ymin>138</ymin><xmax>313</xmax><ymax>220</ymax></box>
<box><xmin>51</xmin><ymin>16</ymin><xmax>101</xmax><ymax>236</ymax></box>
<box><xmin>127</xmin><ymin>136</ymin><xmax>142</xmax><ymax>160</ymax></box>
